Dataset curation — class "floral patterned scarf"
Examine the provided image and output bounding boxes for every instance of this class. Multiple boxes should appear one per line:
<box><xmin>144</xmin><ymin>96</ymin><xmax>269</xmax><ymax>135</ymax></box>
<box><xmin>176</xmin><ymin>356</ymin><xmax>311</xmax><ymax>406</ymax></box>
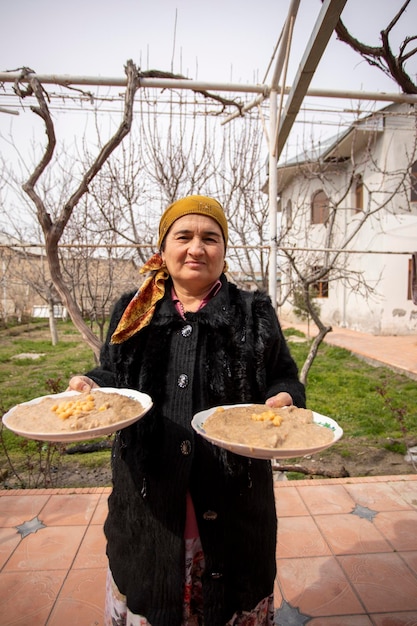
<box><xmin>110</xmin><ymin>254</ymin><xmax>169</xmax><ymax>344</ymax></box>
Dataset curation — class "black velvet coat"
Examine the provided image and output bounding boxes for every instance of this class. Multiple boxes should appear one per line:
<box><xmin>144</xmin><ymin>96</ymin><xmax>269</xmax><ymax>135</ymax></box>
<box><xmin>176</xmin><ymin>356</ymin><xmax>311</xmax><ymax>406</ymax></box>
<box><xmin>87</xmin><ymin>275</ymin><xmax>306</xmax><ymax>626</ymax></box>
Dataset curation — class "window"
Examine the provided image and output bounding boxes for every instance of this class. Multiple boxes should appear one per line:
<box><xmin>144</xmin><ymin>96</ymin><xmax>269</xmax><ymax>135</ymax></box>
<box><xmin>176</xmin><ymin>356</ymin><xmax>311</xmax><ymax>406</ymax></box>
<box><xmin>408</xmin><ymin>256</ymin><xmax>417</xmax><ymax>303</ymax></box>
<box><xmin>411</xmin><ymin>161</ymin><xmax>417</xmax><ymax>203</ymax></box>
<box><xmin>311</xmin><ymin>266</ymin><xmax>329</xmax><ymax>298</ymax></box>
<box><xmin>311</xmin><ymin>190</ymin><xmax>329</xmax><ymax>224</ymax></box>
<box><xmin>355</xmin><ymin>175</ymin><xmax>363</xmax><ymax>212</ymax></box>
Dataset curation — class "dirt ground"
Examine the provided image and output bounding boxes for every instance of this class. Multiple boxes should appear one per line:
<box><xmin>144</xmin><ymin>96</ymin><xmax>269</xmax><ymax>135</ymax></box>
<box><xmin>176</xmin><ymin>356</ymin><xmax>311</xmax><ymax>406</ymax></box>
<box><xmin>1</xmin><ymin>436</ymin><xmax>415</xmax><ymax>489</ymax></box>
<box><xmin>274</xmin><ymin>437</ymin><xmax>417</xmax><ymax>480</ymax></box>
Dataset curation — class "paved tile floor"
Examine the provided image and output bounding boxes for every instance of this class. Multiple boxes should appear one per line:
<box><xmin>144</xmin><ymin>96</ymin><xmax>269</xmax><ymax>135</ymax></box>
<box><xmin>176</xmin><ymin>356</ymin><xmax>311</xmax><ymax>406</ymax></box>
<box><xmin>1</xmin><ymin>475</ymin><xmax>417</xmax><ymax>625</ymax></box>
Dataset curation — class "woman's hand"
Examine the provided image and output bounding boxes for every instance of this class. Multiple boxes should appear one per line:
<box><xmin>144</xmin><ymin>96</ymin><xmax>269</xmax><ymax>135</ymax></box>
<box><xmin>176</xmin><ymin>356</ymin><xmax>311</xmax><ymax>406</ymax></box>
<box><xmin>67</xmin><ymin>375</ymin><xmax>99</xmax><ymax>392</ymax></box>
<box><xmin>265</xmin><ymin>392</ymin><xmax>293</xmax><ymax>408</ymax></box>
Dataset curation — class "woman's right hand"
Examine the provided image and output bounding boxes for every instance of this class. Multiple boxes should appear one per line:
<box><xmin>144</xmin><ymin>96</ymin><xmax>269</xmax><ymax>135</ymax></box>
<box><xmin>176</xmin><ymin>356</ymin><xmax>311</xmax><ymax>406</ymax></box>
<box><xmin>67</xmin><ymin>375</ymin><xmax>99</xmax><ymax>392</ymax></box>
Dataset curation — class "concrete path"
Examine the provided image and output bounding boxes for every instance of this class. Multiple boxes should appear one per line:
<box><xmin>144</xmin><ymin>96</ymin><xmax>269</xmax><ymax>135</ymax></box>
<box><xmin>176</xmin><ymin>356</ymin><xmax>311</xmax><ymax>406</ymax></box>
<box><xmin>282</xmin><ymin>321</ymin><xmax>417</xmax><ymax>380</ymax></box>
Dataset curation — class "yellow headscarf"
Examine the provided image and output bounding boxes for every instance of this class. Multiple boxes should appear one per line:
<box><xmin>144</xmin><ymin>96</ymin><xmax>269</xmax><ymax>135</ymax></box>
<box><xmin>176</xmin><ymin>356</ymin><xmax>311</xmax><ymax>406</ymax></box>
<box><xmin>158</xmin><ymin>195</ymin><xmax>228</xmax><ymax>248</ymax></box>
<box><xmin>111</xmin><ymin>195</ymin><xmax>227</xmax><ymax>344</ymax></box>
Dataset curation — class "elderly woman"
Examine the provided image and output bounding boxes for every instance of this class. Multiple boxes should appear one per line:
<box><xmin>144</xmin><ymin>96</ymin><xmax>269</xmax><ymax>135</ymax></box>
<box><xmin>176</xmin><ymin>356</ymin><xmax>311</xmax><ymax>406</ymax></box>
<box><xmin>69</xmin><ymin>195</ymin><xmax>306</xmax><ymax>626</ymax></box>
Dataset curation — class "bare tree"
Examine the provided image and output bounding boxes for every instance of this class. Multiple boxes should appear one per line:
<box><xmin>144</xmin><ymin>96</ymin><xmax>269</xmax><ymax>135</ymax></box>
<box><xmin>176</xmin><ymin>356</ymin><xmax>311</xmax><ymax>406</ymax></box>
<box><xmin>214</xmin><ymin>116</ymin><xmax>270</xmax><ymax>289</ymax></box>
<box><xmin>15</xmin><ymin>62</ymin><xmax>141</xmax><ymax>357</ymax></box>
<box><xmin>84</xmin><ymin>89</ymin><xmax>270</xmax><ymax>290</ymax></box>
<box><xmin>58</xmin><ymin>201</ymin><xmax>140</xmax><ymax>342</ymax></box>
<box><xmin>8</xmin><ymin>63</ymin><xmax>245</xmax><ymax>358</ymax></box>
<box><xmin>330</xmin><ymin>0</ymin><xmax>417</xmax><ymax>93</ymax></box>
<box><xmin>84</xmin><ymin>89</ymin><xmax>220</xmax><ymax>266</ymax></box>
<box><xmin>139</xmin><ymin>90</ymin><xmax>218</xmax><ymax>205</ymax></box>
<box><xmin>86</xmin><ymin>140</ymin><xmax>152</xmax><ymax>267</ymax></box>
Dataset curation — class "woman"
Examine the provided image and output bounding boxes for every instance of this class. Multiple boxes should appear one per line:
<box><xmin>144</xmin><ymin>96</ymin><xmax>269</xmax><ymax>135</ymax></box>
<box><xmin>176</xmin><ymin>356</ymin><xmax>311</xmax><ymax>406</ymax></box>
<box><xmin>69</xmin><ymin>195</ymin><xmax>306</xmax><ymax>626</ymax></box>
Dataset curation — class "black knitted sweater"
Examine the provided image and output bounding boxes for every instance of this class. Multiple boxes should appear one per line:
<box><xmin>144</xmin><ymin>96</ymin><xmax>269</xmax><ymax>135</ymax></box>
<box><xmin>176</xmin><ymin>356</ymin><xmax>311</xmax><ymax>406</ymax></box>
<box><xmin>87</xmin><ymin>275</ymin><xmax>306</xmax><ymax>626</ymax></box>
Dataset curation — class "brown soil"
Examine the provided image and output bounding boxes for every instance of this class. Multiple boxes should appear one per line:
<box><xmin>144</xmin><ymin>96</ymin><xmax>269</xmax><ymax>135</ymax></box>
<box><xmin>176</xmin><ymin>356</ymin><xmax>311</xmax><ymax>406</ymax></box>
<box><xmin>274</xmin><ymin>436</ymin><xmax>417</xmax><ymax>480</ymax></box>
<box><xmin>1</xmin><ymin>436</ymin><xmax>415</xmax><ymax>490</ymax></box>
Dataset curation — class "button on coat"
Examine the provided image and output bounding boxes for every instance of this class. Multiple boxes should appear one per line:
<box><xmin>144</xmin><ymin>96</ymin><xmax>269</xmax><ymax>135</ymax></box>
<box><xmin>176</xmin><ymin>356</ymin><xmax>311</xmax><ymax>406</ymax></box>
<box><xmin>177</xmin><ymin>374</ymin><xmax>189</xmax><ymax>388</ymax></box>
<box><xmin>180</xmin><ymin>440</ymin><xmax>192</xmax><ymax>455</ymax></box>
<box><xmin>181</xmin><ymin>324</ymin><xmax>193</xmax><ymax>337</ymax></box>
<box><xmin>203</xmin><ymin>510</ymin><xmax>218</xmax><ymax>521</ymax></box>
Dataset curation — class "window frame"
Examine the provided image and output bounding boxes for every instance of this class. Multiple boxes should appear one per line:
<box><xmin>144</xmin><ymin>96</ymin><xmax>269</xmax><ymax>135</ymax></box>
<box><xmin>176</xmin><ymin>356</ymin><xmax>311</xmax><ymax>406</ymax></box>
<box><xmin>311</xmin><ymin>189</ymin><xmax>329</xmax><ymax>224</ymax></box>
<box><xmin>355</xmin><ymin>175</ymin><xmax>363</xmax><ymax>212</ymax></box>
<box><xmin>407</xmin><ymin>256</ymin><xmax>417</xmax><ymax>302</ymax></box>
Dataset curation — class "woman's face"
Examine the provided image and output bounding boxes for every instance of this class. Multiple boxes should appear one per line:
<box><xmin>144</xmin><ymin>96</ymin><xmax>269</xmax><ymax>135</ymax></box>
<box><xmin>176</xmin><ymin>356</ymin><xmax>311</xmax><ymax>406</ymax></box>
<box><xmin>161</xmin><ymin>214</ymin><xmax>226</xmax><ymax>292</ymax></box>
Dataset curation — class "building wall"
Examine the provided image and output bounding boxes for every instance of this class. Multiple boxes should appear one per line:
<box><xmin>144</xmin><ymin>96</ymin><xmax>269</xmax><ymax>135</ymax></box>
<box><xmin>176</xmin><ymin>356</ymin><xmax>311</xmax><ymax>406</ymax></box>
<box><xmin>277</xmin><ymin>103</ymin><xmax>417</xmax><ymax>335</ymax></box>
<box><xmin>0</xmin><ymin>246</ymin><xmax>142</xmax><ymax>322</ymax></box>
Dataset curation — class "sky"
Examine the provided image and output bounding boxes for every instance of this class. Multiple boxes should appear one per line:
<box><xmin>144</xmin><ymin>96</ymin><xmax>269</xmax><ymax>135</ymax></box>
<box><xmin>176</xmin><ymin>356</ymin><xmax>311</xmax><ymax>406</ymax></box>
<box><xmin>1</xmin><ymin>0</ymin><xmax>417</xmax><ymax>219</ymax></box>
<box><xmin>2</xmin><ymin>0</ymin><xmax>416</xmax><ymax>93</ymax></box>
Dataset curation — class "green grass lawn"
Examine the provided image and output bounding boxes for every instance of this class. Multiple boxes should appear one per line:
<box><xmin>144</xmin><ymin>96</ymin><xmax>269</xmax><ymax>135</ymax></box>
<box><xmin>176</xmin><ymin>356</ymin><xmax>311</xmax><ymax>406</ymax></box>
<box><xmin>0</xmin><ymin>320</ymin><xmax>416</xmax><ymax>487</ymax></box>
<box><xmin>287</xmin><ymin>338</ymin><xmax>417</xmax><ymax>441</ymax></box>
<box><xmin>0</xmin><ymin>321</ymin><xmax>95</xmax><ymax>411</ymax></box>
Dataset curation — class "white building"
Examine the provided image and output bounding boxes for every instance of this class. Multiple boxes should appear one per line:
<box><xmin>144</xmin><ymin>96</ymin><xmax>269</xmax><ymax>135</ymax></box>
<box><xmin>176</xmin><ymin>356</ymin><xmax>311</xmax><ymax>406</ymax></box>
<box><xmin>272</xmin><ymin>102</ymin><xmax>417</xmax><ymax>335</ymax></box>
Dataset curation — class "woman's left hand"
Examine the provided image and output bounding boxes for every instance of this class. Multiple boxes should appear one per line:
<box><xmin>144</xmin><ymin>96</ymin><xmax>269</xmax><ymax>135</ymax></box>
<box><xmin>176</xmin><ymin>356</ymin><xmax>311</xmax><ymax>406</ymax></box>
<box><xmin>265</xmin><ymin>392</ymin><xmax>293</xmax><ymax>408</ymax></box>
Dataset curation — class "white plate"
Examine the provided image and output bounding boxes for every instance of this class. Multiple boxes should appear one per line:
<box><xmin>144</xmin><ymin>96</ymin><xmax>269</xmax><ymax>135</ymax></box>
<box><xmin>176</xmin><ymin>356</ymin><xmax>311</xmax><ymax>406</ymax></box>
<box><xmin>2</xmin><ymin>387</ymin><xmax>153</xmax><ymax>443</ymax></box>
<box><xmin>191</xmin><ymin>404</ymin><xmax>343</xmax><ymax>459</ymax></box>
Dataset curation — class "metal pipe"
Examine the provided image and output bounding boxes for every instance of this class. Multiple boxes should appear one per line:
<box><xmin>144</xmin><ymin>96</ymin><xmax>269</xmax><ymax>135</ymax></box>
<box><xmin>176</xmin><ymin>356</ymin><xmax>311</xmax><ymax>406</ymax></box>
<box><xmin>266</xmin><ymin>0</ymin><xmax>300</xmax><ymax>308</ymax></box>
<box><xmin>0</xmin><ymin>72</ymin><xmax>269</xmax><ymax>95</ymax></box>
<box><xmin>270</xmin><ymin>0</ymin><xmax>301</xmax><ymax>89</ymax></box>
<box><xmin>1</xmin><ymin>72</ymin><xmax>417</xmax><ymax>105</ymax></box>
<box><xmin>273</xmin><ymin>14</ymin><xmax>295</xmax><ymax>157</ymax></box>
<box><xmin>275</xmin><ymin>0</ymin><xmax>348</xmax><ymax>159</ymax></box>
<box><xmin>268</xmin><ymin>90</ymin><xmax>278</xmax><ymax>307</ymax></box>
<box><xmin>223</xmin><ymin>87</ymin><xmax>417</xmax><ymax>124</ymax></box>
<box><xmin>0</xmin><ymin>106</ymin><xmax>19</xmax><ymax>115</ymax></box>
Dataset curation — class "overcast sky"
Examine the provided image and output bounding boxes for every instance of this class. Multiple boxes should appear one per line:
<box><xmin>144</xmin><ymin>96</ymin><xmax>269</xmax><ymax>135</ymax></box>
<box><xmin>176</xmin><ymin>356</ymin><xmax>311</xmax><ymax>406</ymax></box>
<box><xmin>2</xmin><ymin>0</ymin><xmax>416</xmax><ymax>92</ymax></box>
<box><xmin>1</xmin><ymin>0</ymin><xmax>417</xmax><ymax>194</ymax></box>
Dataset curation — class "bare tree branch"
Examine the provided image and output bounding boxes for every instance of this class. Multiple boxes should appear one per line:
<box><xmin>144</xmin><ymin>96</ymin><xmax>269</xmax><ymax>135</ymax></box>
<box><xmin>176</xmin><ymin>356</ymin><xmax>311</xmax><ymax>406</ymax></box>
<box><xmin>19</xmin><ymin>61</ymin><xmax>141</xmax><ymax>356</ymax></box>
<box><xmin>12</xmin><ymin>61</ymin><xmax>248</xmax><ymax>356</ymax></box>
<box><xmin>329</xmin><ymin>0</ymin><xmax>417</xmax><ymax>94</ymax></box>
<box><xmin>141</xmin><ymin>69</ymin><xmax>244</xmax><ymax>115</ymax></box>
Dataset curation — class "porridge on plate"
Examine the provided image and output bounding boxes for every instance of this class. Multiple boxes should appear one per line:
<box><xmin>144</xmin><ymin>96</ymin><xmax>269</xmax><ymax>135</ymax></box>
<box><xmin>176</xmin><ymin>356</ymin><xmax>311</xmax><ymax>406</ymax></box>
<box><xmin>203</xmin><ymin>404</ymin><xmax>334</xmax><ymax>449</ymax></box>
<box><xmin>6</xmin><ymin>390</ymin><xmax>143</xmax><ymax>434</ymax></box>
